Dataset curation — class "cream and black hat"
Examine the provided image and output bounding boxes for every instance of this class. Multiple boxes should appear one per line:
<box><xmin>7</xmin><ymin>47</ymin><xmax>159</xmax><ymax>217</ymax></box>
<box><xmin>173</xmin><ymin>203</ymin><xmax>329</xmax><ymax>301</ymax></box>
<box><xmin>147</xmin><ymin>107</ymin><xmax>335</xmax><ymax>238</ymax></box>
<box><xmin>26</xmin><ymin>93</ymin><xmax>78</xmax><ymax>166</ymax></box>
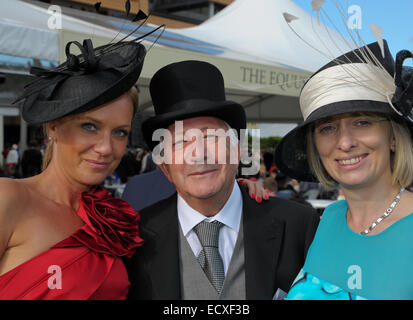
<box><xmin>274</xmin><ymin>40</ymin><xmax>413</xmax><ymax>182</ymax></box>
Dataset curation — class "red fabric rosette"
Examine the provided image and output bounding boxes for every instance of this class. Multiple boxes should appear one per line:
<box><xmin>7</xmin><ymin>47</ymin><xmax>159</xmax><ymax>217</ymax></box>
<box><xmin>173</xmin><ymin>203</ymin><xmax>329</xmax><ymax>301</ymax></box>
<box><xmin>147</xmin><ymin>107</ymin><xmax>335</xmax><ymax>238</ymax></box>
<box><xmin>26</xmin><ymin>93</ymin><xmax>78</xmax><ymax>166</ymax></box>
<box><xmin>73</xmin><ymin>186</ymin><xmax>144</xmax><ymax>258</ymax></box>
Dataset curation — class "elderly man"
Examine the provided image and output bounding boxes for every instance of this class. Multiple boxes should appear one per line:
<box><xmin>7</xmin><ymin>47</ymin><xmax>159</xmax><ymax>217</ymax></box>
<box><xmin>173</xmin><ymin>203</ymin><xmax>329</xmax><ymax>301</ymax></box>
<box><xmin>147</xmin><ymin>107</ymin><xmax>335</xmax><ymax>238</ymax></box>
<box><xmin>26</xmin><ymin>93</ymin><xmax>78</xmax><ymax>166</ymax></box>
<box><xmin>124</xmin><ymin>60</ymin><xmax>319</xmax><ymax>300</ymax></box>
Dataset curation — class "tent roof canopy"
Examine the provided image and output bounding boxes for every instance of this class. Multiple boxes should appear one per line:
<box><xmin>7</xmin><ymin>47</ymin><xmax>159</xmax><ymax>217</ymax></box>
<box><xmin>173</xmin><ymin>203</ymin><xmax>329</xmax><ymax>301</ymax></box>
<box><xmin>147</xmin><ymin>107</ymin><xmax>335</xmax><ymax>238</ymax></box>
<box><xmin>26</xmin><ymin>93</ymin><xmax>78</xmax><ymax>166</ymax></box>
<box><xmin>1</xmin><ymin>0</ymin><xmax>351</xmax><ymax>124</ymax></box>
<box><xmin>172</xmin><ymin>0</ymin><xmax>353</xmax><ymax>72</ymax></box>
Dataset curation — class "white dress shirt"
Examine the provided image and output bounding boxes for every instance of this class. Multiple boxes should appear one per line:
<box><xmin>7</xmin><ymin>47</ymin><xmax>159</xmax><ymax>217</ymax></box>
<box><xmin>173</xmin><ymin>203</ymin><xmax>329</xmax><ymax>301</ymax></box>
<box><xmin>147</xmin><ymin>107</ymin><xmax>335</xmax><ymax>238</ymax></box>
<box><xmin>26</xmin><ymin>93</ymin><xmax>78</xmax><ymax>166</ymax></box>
<box><xmin>178</xmin><ymin>181</ymin><xmax>243</xmax><ymax>275</ymax></box>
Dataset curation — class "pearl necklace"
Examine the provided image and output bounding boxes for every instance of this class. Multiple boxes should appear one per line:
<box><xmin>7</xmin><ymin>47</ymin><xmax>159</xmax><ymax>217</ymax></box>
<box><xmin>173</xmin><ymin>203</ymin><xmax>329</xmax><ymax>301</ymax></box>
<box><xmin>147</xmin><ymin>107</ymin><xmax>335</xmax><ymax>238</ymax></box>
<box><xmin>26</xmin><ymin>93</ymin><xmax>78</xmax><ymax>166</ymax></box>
<box><xmin>360</xmin><ymin>187</ymin><xmax>405</xmax><ymax>235</ymax></box>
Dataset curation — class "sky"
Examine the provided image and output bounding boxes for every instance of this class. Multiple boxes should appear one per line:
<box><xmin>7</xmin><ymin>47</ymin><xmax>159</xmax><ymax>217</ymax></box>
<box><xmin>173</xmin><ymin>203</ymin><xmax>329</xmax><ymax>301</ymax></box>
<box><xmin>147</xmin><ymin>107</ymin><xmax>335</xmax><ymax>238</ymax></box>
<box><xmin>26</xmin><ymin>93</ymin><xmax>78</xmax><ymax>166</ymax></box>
<box><xmin>293</xmin><ymin>0</ymin><xmax>413</xmax><ymax>63</ymax></box>
<box><xmin>261</xmin><ymin>0</ymin><xmax>413</xmax><ymax>137</ymax></box>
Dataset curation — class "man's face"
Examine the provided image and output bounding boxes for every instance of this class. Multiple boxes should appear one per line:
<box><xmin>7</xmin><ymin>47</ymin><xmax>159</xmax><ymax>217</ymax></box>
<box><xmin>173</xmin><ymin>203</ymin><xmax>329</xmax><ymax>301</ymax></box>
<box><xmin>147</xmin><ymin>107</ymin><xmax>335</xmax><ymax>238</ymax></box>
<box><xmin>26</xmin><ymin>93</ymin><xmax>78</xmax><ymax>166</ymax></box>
<box><xmin>159</xmin><ymin>116</ymin><xmax>240</xmax><ymax>203</ymax></box>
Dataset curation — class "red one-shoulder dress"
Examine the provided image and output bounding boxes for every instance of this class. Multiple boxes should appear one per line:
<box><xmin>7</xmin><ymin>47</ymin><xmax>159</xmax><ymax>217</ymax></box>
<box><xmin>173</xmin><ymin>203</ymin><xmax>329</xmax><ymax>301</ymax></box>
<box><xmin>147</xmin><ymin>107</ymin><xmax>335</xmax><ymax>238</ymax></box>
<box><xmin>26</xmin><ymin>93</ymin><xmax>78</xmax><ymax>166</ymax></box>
<box><xmin>0</xmin><ymin>186</ymin><xmax>143</xmax><ymax>300</ymax></box>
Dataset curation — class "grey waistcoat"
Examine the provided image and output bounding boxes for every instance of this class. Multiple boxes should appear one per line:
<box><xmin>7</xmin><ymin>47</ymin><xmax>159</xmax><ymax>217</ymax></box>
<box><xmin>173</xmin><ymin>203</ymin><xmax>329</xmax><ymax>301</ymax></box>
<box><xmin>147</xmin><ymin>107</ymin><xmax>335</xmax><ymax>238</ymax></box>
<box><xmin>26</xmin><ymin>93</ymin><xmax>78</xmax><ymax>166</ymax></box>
<box><xmin>179</xmin><ymin>220</ymin><xmax>246</xmax><ymax>300</ymax></box>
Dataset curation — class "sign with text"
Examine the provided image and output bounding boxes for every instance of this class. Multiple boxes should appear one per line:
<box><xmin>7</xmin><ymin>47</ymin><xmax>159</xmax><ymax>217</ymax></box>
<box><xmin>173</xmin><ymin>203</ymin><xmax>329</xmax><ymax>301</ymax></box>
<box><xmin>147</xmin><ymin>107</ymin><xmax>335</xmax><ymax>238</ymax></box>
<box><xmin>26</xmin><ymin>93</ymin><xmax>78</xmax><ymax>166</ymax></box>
<box><xmin>239</xmin><ymin>65</ymin><xmax>308</xmax><ymax>94</ymax></box>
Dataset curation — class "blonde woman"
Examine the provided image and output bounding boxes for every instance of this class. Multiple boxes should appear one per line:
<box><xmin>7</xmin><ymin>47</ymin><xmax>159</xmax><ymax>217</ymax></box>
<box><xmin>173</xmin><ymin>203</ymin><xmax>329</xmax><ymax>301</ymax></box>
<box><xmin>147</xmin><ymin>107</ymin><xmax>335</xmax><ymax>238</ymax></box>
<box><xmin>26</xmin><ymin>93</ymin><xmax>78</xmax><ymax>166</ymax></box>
<box><xmin>275</xmin><ymin>41</ymin><xmax>413</xmax><ymax>300</ymax></box>
<box><xmin>0</xmin><ymin>38</ymin><xmax>145</xmax><ymax>299</ymax></box>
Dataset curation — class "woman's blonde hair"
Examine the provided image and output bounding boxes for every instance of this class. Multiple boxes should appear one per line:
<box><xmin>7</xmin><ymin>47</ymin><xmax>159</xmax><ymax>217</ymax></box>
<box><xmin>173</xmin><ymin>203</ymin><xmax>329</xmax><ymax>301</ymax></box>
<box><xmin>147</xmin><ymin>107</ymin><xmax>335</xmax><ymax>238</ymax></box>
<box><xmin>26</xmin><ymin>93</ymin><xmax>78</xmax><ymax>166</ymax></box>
<box><xmin>306</xmin><ymin>113</ymin><xmax>413</xmax><ymax>190</ymax></box>
<box><xmin>42</xmin><ymin>86</ymin><xmax>139</xmax><ymax>171</ymax></box>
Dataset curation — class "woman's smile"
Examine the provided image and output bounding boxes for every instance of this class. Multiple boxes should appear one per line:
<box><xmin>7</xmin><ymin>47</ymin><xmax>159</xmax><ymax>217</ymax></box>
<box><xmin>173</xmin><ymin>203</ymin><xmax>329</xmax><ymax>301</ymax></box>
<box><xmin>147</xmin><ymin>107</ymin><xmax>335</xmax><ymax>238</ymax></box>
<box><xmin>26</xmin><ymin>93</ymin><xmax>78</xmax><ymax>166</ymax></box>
<box><xmin>335</xmin><ymin>154</ymin><xmax>368</xmax><ymax>168</ymax></box>
<box><xmin>83</xmin><ymin>159</ymin><xmax>111</xmax><ymax>169</ymax></box>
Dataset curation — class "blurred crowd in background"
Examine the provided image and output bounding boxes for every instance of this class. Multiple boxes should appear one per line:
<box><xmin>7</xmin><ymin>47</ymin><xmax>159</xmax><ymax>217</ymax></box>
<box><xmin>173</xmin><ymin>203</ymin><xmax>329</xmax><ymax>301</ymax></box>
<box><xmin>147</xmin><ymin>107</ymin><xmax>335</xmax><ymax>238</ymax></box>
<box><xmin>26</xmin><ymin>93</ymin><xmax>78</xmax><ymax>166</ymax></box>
<box><xmin>1</xmin><ymin>139</ymin><xmax>345</xmax><ymax>213</ymax></box>
<box><xmin>7</xmin><ymin>140</ymin><xmax>413</xmax><ymax>214</ymax></box>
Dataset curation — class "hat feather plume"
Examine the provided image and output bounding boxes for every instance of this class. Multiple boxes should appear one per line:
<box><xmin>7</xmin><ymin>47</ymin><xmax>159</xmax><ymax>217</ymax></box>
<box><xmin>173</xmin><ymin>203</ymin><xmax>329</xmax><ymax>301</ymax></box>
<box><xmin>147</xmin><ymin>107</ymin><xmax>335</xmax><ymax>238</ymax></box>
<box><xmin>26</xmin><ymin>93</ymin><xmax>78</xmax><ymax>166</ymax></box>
<box><xmin>282</xmin><ymin>0</ymin><xmax>396</xmax><ymax>104</ymax></box>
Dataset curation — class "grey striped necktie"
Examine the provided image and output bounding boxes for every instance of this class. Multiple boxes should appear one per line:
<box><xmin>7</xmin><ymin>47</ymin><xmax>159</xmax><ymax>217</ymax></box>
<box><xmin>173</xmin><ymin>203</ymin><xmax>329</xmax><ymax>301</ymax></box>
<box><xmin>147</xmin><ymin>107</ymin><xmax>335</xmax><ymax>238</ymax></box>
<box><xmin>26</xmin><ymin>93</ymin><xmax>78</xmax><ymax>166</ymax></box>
<box><xmin>193</xmin><ymin>220</ymin><xmax>225</xmax><ymax>293</ymax></box>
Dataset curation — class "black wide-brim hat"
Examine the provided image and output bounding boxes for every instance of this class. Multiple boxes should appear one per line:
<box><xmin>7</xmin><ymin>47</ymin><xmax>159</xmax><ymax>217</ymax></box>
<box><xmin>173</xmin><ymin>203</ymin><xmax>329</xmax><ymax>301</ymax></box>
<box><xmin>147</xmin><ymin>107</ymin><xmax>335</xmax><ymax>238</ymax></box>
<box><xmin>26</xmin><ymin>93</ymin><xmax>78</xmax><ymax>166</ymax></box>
<box><xmin>274</xmin><ymin>40</ymin><xmax>413</xmax><ymax>182</ymax></box>
<box><xmin>142</xmin><ymin>60</ymin><xmax>246</xmax><ymax>150</ymax></box>
<box><xmin>15</xmin><ymin>39</ymin><xmax>146</xmax><ymax>123</ymax></box>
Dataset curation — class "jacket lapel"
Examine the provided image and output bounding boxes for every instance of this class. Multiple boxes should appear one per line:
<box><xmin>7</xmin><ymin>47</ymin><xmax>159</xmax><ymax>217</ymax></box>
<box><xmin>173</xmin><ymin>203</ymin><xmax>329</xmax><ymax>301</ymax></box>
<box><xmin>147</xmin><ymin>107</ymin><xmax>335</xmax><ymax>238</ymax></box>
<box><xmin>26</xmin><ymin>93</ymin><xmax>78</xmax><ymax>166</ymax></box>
<box><xmin>141</xmin><ymin>194</ymin><xmax>181</xmax><ymax>299</ymax></box>
<box><xmin>241</xmin><ymin>186</ymin><xmax>285</xmax><ymax>299</ymax></box>
<box><xmin>139</xmin><ymin>185</ymin><xmax>285</xmax><ymax>300</ymax></box>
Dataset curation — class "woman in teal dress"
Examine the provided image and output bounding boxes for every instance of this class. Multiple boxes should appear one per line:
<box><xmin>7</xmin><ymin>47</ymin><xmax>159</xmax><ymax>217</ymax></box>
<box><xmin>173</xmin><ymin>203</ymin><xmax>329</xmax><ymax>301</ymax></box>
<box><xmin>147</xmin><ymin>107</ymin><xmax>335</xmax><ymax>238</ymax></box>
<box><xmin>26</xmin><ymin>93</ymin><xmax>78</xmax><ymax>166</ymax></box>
<box><xmin>274</xmin><ymin>39</ymin><xmax>413</xmax><ymax>300</ymax></box>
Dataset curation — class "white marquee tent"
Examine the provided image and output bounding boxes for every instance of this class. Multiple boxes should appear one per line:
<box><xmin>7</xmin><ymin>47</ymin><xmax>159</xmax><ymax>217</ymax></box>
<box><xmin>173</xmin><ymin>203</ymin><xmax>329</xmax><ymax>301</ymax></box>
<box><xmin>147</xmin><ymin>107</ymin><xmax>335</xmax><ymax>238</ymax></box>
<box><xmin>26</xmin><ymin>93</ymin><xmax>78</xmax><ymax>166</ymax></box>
<box><xmin>0</xmin><ymin>0</ymin><xmax>351</xmax><ymax>157</ymax></box>
<box><xmin>173</xmin><ymin>0</ymin><xmax>352</xmax><ymax>72</ymax></box>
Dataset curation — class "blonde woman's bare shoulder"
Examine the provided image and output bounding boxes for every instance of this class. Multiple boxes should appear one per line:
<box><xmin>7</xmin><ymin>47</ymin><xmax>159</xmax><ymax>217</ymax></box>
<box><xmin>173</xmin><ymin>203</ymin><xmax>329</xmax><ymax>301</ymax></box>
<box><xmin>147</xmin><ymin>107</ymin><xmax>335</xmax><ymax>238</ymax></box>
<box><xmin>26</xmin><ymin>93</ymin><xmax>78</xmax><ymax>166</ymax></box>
<box><xmin>0</xmin><ymin>178</ymin><xmax>29</xmax><ymax>216</ymax></box>
<box><xmin>0</xmin><ymin>178</ymin><xmax>29</xmax><ymax>258</ymax></box>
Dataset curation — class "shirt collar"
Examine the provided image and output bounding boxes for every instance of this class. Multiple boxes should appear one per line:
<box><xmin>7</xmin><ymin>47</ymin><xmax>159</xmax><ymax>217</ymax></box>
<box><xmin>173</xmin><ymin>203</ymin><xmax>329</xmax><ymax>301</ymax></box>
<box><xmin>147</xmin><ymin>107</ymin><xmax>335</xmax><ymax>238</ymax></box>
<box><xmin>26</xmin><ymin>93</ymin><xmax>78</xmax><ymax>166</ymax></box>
<box><xmin>178</xmin><ymin>181</ymin><xmax>243</xmax><ymax>237</ymax></box>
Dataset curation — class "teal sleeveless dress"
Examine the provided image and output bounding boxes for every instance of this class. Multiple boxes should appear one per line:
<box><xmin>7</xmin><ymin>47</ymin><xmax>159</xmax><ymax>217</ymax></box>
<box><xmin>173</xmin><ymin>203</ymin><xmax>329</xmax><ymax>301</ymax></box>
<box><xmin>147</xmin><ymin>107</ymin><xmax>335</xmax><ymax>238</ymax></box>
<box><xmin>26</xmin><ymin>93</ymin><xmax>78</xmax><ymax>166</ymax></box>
<box><xmin>286</xmin><ymin>200</ymin><xmax>413</xmax><ymax>300</ymax></box>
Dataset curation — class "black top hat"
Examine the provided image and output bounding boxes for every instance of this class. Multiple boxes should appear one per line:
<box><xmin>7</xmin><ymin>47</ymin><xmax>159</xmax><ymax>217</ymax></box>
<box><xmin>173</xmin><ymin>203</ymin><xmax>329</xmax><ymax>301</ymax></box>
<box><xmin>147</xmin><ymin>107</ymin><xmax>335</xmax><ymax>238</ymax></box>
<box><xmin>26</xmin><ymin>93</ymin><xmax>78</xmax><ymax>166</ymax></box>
<box><xmin>142</xmin><ymin>60</ymin><xmax>246</xmax><ymax>150</ymax></box>
<box><xmin>274</xmin><ymin>40</ymin><xmax>413</xmax><ymax>182</ymax></box>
